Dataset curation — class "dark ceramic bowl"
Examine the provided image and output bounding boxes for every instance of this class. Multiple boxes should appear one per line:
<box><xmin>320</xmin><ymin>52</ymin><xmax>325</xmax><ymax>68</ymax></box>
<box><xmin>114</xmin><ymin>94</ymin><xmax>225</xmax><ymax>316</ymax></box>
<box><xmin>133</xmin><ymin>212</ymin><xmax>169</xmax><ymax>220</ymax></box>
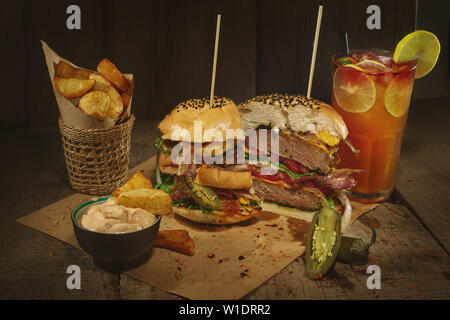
<box><xmin>72</xmin><ymin>196</ymin><xmax>161</xmax><ymax>272</ymax></box>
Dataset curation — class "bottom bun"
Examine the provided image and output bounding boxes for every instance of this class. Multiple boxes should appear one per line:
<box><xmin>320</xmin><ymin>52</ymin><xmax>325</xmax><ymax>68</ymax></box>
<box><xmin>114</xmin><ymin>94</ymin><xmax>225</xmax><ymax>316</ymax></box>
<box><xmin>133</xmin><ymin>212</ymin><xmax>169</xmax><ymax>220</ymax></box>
<box><xmin>173</xmin><ymin>206</ymin><xmax>258</xmax><ymax>225</ymax></box>
<box><xmin>261</xmin><ymin>193</ymin><xmax>352</xmax><ymax>232</ymax></box>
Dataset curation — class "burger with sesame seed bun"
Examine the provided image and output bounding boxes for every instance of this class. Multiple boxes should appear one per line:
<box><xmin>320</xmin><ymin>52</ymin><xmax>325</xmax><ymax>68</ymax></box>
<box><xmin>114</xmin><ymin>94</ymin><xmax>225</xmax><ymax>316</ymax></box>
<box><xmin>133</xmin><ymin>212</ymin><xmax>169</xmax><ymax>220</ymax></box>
<box><xmin>239</xmin><ymin>93</ymin><xmax>358</xmax><ymax>230</ymax></box>
<box><xmin>155</xmin><ymin>97</ymin><xmax>261</xmax><ymax>225</ymax></box>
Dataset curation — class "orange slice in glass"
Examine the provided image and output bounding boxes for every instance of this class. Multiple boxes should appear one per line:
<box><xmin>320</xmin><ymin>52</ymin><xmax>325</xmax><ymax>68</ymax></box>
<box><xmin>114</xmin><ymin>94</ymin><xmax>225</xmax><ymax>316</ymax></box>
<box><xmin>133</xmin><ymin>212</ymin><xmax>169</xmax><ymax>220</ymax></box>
<box><xmin>333</xmin><ymin>65</ymin><xmax>376</xmax><ymax>113</ymax></box>
<box><xmin>384</xmin><ymin>74</ymin><xmax>414</xmax><ymax>117</ymax></box>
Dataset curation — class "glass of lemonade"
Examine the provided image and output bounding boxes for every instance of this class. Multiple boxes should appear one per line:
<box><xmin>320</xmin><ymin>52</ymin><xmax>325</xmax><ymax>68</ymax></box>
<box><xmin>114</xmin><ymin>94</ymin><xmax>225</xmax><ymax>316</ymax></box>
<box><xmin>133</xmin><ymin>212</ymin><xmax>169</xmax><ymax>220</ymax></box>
<box><xmin>332</xmin><ymin>49</ymin><xmax>416</xmax><ymax>203</ymax></box>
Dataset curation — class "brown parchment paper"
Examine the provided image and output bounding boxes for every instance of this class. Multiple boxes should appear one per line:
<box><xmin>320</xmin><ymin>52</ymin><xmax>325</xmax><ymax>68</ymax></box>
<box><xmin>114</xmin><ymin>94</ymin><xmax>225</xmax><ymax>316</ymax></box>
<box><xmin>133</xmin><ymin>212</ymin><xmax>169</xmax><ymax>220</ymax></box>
<box><xmin>42</xmin><ymin>41</ymin><xmax>134</xmax><ymax>129</ymax></box>
<box><xmin>17</xmin><ymin>156</ymin><xmax>378</xmax><ymax>300</ymax></box>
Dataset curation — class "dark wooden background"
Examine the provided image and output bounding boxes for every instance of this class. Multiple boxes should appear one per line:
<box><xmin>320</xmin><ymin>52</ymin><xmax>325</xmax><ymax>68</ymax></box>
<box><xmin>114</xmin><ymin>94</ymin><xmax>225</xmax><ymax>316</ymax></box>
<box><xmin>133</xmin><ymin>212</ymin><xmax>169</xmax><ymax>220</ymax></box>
<box><xmin>2</xmin><ymin>0</ymin><xmax>447</xmax><ymax>128</ymax></box>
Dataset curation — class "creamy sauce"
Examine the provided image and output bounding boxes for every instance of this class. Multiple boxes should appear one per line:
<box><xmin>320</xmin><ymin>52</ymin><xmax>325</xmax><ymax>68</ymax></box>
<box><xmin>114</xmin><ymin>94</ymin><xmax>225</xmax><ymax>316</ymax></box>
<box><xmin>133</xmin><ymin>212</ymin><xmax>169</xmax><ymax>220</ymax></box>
<box><xmin>80</xmin><ymin>198</ymin><xmax>157</xmax><ymax>234</ymax></box>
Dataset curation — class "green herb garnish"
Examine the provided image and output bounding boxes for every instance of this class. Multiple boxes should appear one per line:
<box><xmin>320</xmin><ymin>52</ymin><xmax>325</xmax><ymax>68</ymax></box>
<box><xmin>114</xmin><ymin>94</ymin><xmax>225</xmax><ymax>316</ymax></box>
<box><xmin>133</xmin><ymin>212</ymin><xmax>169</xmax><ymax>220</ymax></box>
<box><xmin>241</xmin><ymin>200</ymin><xmax>260</xmax><ymax>207</ymax></box>
<box><xmin>154</xmin><ymin>172</ymin><xmax>175</xmax><ymax>194</ymax></box>
<box><xmin>155</xmin><ymin>136</ymin><xmax>169</xmax><ymax>155</ymax></box>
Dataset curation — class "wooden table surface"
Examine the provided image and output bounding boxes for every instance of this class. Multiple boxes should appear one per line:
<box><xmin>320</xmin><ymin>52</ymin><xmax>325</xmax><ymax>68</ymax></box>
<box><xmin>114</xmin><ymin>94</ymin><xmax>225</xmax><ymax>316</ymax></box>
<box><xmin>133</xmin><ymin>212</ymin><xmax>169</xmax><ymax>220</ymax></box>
<box><xmin>1</xmin><ymin>97</ymin><xmax>449</xmax><ymax>300</ymax></box>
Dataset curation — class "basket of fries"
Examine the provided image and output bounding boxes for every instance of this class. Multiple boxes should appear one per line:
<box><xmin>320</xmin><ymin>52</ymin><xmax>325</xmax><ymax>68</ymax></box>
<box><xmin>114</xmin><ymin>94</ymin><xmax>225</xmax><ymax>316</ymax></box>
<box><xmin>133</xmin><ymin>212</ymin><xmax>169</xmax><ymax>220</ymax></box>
<box><xmin>43</xmin><ymin>41</ymin><xmax>135</xmax><ymax>195</ymax></box>
<box><xmin>58</xmin><ymin>115</ymin><xmax>135</xmax><ymax>195</ymax></box>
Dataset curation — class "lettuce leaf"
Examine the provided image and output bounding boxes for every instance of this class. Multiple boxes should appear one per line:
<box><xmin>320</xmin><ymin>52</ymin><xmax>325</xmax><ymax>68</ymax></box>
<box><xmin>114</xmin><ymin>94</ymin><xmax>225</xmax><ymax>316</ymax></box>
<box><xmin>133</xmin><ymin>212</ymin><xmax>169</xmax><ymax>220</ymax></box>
<box><xmin>173</xmin><ymin>199</ymin><xmax>215</xmax><ymax>214</ymax></box>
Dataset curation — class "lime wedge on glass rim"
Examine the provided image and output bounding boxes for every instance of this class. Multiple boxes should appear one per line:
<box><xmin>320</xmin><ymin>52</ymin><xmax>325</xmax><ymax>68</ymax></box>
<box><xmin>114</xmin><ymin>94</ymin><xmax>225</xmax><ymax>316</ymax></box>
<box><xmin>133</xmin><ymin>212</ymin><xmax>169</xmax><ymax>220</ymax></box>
<box><xmin>393</xmin><ymin>30</ymin><xmax>440</xmax><ymax>79</ymax></box>
<box><xmin>356</xmin><ymin>60</ymin><xmax>391</xmax><ymax>72</ymax></box>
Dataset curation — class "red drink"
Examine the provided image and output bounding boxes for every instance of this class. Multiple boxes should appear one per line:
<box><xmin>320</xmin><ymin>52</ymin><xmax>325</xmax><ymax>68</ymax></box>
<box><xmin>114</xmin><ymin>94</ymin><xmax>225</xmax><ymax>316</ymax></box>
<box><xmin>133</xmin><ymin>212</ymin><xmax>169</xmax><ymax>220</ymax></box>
<box><xmin>332</xmin><ymin>49</ymin><xmax>416</xmax><ymax>203</ymax></box>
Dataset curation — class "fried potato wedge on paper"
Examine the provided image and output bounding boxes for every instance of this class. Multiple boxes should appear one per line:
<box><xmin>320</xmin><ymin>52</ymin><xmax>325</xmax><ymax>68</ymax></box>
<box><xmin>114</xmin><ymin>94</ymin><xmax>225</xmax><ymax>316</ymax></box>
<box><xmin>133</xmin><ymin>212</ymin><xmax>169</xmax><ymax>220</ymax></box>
<box><xmin>113</xmin><ymin>171</ymin><xmax>152</xmax><ymax>198</ymax></box>
<box><xmin>56</xmin><ymin>61</ymin><xmax>92</xmax><ymax>80</ymax></box>
<box><xmin>78</xmin><ymin>91</ymin><xmax>110</xmax><ymax>120</ymax></box>
<box><xmin>154</xmin><ymin>230</ymin><xmax>195</xmax><ymax>256</ymax></box>
<box><xmin>117</xmin><ymin>188</ymin><xmax>172</xmax><ymax>215</ymax></box>
<box><xmin>97</xmin><ymin>58</ymin><xmax>130</xmax><ymax>92</ymax></box>
<box><xmin>53</xmin><ymin>78</ymin><xmax>95</xmax><ymax>99</ymax></box>
<box><xmin>89</xmin><ymin>73</ymin><xmax>123</xmax><ymax>119</ymax></box>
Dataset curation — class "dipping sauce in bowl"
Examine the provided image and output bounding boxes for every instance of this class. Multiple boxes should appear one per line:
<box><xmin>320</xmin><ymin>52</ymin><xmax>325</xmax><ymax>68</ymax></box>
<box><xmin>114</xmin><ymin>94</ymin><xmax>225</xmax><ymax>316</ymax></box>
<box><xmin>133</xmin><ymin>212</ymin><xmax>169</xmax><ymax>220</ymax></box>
<box><xmin>80</xmin><ymin>197</ymin><xmax>156</xmax><ymax>234</ymax></box>
<box><xmin>72</xmin><ymin>196</ymin><xmax>161</xmax><ymax>272</ymax></box>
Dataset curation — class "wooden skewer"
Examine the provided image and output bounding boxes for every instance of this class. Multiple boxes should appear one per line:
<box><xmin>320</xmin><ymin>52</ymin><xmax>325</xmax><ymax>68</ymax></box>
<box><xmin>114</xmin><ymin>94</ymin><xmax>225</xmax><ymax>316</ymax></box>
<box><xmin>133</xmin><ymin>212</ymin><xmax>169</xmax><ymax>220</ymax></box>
<box><xmin>307</xmin><ymin>5</ymin><xmax>323</xmax><ymax>99</ymax></box>
<box><xmin>210</xmin><ymin>14</ymin><xmax>221</xmax><ymax>107</ymax></box>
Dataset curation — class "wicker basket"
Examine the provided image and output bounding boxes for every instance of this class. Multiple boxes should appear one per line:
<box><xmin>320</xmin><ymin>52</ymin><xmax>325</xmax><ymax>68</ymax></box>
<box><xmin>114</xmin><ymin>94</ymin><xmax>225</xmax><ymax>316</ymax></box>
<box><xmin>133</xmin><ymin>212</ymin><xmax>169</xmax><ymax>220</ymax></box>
<box><xmin>58</xmin><ymin>116</ymin><xmax>135</xmax><ymax>195</ymax></box>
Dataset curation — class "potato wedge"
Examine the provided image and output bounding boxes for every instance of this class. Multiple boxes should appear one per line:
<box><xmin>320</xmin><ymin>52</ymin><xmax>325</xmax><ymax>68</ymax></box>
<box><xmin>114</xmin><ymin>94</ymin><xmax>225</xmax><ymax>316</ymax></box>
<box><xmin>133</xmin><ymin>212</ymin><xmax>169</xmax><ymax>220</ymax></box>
<box><xmin>53</xmin><ymin>78</ymin><xmax>95</xmax><ymax>99</ymax></box>
<box><xmin>89</xmin><ymin>73</ymin><xmax>123</xmax><ymax>119</ymax></box>
<box><xmin>56</xmin><ymin>61</ymin><xmax>92</xmax><ymax>79</ymax></box>
<box><xmin>78</xmin><ymin>91</ymin><xmax>110</xmax><ymax>120</ymax></box>
<box><xmin>113</xmin><ymin>171</ymin><xmax>152</xmax><ymax>198</ymax></box>
<box><xmin>117</xmin><ymin>188</ymin><xmax>172</xmax><ymax>215</ymax></box>
<box><xmin>121</xmin><ymin>92</ymin><xmax>131</xmax><ymax>108</ymax></box>
<box><xmin>97</xmin><ymin>58</ymin><xmax>130</xmax><ymax>92</ymax></box>
<box><xmin>154</xmin><ymin>230</ymin><xmax>195</xmax><ymax>256</ymax></box>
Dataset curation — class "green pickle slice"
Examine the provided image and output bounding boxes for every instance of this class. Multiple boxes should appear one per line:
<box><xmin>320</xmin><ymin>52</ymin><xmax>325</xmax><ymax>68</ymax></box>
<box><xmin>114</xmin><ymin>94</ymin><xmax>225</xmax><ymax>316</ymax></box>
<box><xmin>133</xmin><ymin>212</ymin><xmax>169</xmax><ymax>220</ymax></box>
<box><xmin>181</xmin><ymin>176</ymin><xmax>222</xmax><ymax>211</ymax></box>
<box><xmin>337</xmin><ymin>226</ymin><xmax>376</xmax><ymax>265</ymax></box>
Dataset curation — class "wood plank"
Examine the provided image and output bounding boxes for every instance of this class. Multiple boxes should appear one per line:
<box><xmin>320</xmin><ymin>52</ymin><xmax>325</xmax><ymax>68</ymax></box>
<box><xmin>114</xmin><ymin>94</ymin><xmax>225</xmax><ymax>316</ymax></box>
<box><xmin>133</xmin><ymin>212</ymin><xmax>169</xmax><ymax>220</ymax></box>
<box><xmin>120</xmin><ymin>275</ymin><xmax>182</xmax><ymax>300</ymax></box>
<box><xmin>105</xmin><ymin>0</ymin><xmax>257</xmax><ymax>121</ymax></box>
<box><xmin>246</xmin><ymin>203</ymin><xmax>450</xmax><ymax>299</ymax></box>
<box><xmin>104</xmin><ymin>0</ymin><xmax>158</xmax><ymax>121</ymax></box>
<box><xmin>395</xmin><ymin>97</ymin><xmax>450</xmax><ymax>251</ymax></box>
<box><xmin>18</xmin><ymin>0</ymin><xmax>419</xmax><ymax>126</ymax></box>
<box><xmin>0</xmin><ymin>126</ymin><xmax>119</xmax><ymax>299</ymax></box>
<box><xmin>412</xmin><ymin>0</ymin><xmax>450</xmax><ymax>99</ymax></box>
<box><xmin>256</xmin><ymin>0</ymin><xmax>415</xmax><ymax>103</ymax></box>
<box><xmin>0</xmin><ymin>0</ymin><xmax>27</xmax><ymax>127</ymax></box>
<box><xmin>122</xmin><ymin>121</ymin><xmax>449</xmax><ymax>299</ymax></box>
<box><xmin>25</xmin><ymin>0</ymin><xmax>107</xmax><ymax>127</ymax></box>
<box><xmin>2</xmin><ymin>117</ymin><xmax>448</xmax><ymax>299</ymax></box>
<box><xmin>0</xmin><ymin>223</ymin><xmax>120</xmax><ymax>299</ymax></box>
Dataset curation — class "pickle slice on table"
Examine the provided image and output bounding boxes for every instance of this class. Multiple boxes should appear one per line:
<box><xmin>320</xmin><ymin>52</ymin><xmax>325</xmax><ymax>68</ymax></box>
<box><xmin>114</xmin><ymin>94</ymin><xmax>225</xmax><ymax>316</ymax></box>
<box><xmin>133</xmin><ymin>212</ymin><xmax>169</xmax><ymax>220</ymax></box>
<box><xmin>337</xmin><ymin>225</ymin><xmax>376</xmax><ymax>265</ymax></box>
<box><xmin>305</xmin><ymin>201</ymin><xmax>342</xmax><ymax>280</ymax></box>
<box><xmin>180</xmin><ymin>176</ymin><xmax>222</xmax><ymax>211</ymax></box>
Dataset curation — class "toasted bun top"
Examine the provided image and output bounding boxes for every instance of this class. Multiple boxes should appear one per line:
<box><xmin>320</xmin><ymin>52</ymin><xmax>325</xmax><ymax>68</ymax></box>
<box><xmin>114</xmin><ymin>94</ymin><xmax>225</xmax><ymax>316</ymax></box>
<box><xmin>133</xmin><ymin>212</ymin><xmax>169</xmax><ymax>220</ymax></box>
<box><xmin>239</xmin><ymin>94</ymin><xmax>348</xmax><ymax>140</ymax></box>
<box><xmin>158</xmin><ymin>97</ymin><xmax>242</xmax><ymax>143</ymax></box>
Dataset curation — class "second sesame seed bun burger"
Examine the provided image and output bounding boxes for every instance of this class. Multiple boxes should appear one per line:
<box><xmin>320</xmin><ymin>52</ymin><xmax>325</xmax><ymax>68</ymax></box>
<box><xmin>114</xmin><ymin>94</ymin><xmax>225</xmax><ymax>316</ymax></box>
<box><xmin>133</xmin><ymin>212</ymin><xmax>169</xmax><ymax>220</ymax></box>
<box><xmin>239</xmin><ymin>94</ymin><xmax>357</xmax><ymax>230</ymax></box>
<box><xmin>155</xmin><ymin>97</ymin><xmax>261</xmax><ymax>225</ymax></box>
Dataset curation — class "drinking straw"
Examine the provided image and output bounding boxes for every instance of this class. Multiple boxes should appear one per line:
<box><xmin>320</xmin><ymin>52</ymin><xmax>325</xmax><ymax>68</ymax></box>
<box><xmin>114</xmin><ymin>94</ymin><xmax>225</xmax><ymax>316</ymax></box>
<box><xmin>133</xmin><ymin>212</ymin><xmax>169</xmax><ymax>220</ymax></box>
<box><xmin>339</xmin><ymin>32</ymin><xmax>350</xmax><ymax>57</ymax></box>
<box><xmin>210</xmin><ymin>14</ymin><xmax>221</xmax><ymax>107</ymax></box>
<box><xmin>307</xmin><ymin>5</ymin><xmax>323</xmax><ymax>99</ymax></box>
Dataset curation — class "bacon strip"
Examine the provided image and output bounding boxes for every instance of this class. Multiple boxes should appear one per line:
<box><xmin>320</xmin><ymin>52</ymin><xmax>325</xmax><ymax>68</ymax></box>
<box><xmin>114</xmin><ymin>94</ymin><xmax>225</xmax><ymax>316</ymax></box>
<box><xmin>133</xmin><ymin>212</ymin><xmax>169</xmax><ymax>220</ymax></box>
<box><xmin>320</xmin><ymin>169</ymin><xmax>359</xmax><ymax>189</ymax></box>
<box><xmin>249</xmin><ymin>165</ymin><xmax>359</xmax><ymax>190</ymax></box>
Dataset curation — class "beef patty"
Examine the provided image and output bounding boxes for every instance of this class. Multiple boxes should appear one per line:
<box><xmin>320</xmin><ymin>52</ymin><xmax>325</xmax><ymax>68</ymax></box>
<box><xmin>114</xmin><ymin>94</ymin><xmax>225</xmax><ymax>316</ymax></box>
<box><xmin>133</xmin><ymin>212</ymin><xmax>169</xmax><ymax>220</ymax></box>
<box><xmin>278</xmin><ymin>131</ymin><xmax>337</xmax><ymax>174</ymax></box>
<box><xmin>249</xmin><ymin>129</ymin><xmax>337</xmax><ymax>174</ymax></box>
<box><xmin>252</xmin><ymin>179</ymin><xmax>323</xmax><ymax>211</ymax></box>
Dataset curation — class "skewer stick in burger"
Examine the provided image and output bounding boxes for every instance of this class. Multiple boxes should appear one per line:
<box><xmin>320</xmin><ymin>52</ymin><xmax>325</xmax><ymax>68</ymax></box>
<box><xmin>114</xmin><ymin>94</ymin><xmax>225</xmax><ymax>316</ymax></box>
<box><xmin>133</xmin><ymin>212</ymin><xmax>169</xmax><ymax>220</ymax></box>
<box><xmin>239</xmin><ymin>94</ymin><xmax>358</xmax><ymax>230</ymax></box>
<box><xmin>155</xmin><ymin>97</ymin><xmax>261</xmax><ymax>225</ymax></box>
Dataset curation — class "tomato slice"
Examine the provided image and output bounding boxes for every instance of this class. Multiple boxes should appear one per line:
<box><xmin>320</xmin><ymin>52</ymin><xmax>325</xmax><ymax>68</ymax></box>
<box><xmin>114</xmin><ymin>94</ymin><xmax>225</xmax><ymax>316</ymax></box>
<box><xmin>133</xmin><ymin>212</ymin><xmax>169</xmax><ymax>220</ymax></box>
<box><xmin>279</xmin><ymin>157</ymin><xmax>309</xmax><ymax>174</ymax></box>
